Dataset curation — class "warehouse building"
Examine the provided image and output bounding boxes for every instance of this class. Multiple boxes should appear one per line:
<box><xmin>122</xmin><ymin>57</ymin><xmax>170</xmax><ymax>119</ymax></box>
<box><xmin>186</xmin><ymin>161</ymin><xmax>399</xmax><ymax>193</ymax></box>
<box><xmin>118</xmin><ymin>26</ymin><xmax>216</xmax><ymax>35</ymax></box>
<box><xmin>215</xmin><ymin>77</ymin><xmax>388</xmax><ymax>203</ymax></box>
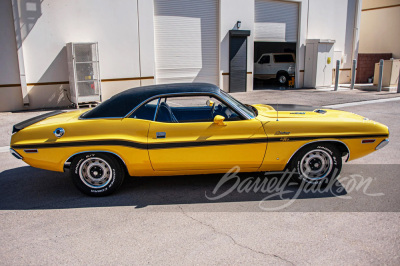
<box><xmin>0</xmin><ymin>0</ymin><xmax>361</xmax><ymax>111</ymax></box>
<box><xmin>356</xmin><ymin>0</ymin><xmax>400</xmax><ymax>83</ymax></box>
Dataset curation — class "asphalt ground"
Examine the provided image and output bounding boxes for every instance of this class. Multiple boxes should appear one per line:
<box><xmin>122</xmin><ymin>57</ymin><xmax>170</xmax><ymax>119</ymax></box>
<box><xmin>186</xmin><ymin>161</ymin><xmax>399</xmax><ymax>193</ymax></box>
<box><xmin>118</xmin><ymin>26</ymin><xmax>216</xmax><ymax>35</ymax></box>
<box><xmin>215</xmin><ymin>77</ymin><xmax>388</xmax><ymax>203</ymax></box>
<box><xmin>0</xmin><ymin>88</ymin><xmax>399</xmax><ymax>265</ymax></box>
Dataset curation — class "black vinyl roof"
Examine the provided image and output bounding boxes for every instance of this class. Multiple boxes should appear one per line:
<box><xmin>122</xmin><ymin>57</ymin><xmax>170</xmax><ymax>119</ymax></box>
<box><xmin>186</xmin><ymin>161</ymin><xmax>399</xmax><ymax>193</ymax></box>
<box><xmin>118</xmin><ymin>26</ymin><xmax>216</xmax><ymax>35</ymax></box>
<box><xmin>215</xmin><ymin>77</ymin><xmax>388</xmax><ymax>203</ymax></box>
<box><xmin>81</xmin><ymin>83</ymin><xmax>221</xmax><ymax>118</ymax></box>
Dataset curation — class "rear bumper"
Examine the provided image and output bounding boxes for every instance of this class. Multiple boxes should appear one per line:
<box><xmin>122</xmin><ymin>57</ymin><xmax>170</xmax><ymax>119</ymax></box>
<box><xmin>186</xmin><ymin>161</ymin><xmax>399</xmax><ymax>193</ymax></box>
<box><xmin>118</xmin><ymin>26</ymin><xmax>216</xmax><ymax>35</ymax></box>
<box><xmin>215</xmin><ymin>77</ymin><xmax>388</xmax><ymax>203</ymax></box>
<box><xmin>10</xmin><ymin>148</ymin><xmax>23</xmax><ymax>159</ymax></box>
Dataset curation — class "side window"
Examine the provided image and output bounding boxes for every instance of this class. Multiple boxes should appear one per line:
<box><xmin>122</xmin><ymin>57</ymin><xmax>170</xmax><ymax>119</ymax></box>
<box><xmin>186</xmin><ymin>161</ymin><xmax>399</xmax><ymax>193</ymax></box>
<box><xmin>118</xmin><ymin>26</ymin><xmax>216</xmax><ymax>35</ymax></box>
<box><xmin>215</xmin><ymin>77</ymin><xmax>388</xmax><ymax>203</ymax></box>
<box><xmin>156</xmin><ymin>95</ymin><xmax>242</xmax><ymax>123</ymax></box>
<box><xmin>130</xmin><ymin>98</ymin><xmax>159</xmax><ymax>121</ymax></box>
<box><xmin>259</xmin><ymin>55</ymin><xmax>270</xmax><ymax>64</ymax></box>
<box><xmin>273</xmin><ymin>54</ymin><xmax>294</xmax><ymax>63</ymax></box>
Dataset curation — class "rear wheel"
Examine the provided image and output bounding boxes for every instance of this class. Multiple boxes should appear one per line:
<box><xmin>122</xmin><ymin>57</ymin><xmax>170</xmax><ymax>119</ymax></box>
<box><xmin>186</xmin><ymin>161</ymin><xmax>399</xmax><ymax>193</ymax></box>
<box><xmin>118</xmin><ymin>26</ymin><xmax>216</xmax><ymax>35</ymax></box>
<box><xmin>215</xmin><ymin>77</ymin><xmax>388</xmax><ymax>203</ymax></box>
<box><xmin>70</xmin><ymin>153</ymin><xmax>125</xmax><ymax>196</ymax></box>
<box><xmin>288</xmin><ymin>143</ymin><xmax>342</xmax><ymax>186</ymax></box>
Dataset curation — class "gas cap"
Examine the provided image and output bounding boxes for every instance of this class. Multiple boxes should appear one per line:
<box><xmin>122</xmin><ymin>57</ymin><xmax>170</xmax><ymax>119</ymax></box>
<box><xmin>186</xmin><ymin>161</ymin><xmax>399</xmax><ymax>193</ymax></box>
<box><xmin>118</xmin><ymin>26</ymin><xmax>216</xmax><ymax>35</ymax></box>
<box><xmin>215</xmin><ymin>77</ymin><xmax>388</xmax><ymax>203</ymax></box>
<box><xmin>53</xmin><ymin>128</ymin><xmax>65</xmax><ymax>138</ymax></box>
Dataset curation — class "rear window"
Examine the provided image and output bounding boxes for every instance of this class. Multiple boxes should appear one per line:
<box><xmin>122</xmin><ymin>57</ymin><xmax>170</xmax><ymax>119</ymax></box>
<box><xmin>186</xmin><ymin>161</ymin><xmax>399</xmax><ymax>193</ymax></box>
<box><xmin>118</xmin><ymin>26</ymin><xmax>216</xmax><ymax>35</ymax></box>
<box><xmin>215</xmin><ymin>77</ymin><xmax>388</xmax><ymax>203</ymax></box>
<box><xmin>274</xmin><ymin>54</ymin><xmax>294</xmax><ymax>63</ymax></box>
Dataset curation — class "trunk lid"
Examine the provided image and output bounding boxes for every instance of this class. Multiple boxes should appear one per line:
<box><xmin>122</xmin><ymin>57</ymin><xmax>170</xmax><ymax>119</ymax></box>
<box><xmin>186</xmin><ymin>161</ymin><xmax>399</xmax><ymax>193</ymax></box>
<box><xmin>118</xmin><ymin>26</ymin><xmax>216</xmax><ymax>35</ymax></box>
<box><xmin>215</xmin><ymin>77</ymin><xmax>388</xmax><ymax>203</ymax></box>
<box><xmin>12</xmin><ymin>110</ymin><xmax>86</xmax><ymax>133</ymax></box>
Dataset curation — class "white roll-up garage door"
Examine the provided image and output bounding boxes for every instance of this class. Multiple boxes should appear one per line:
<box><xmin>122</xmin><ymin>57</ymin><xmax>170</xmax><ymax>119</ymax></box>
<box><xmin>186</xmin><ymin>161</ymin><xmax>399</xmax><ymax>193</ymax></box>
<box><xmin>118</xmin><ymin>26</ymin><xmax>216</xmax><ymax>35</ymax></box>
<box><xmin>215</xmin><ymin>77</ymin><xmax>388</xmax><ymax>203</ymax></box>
<box><xmin>255</xmin><ymin>0</ymin><xmax>299</xmax><ymax>42</ymax></box>
<box><xmin>154</xmin><ymin>0</ymin><xmax>219</xmax><ymax>85</ymax></box>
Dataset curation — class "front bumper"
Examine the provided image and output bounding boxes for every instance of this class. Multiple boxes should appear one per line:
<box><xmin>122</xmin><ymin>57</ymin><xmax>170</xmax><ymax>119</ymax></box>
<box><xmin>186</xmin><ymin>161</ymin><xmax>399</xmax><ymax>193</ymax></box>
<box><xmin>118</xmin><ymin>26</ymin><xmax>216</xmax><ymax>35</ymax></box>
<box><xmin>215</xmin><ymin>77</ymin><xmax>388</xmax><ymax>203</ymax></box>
<box><xmin>376</xmin><ymin>139</ymin><xmax>389</xmax><ymax>150</ymax></box>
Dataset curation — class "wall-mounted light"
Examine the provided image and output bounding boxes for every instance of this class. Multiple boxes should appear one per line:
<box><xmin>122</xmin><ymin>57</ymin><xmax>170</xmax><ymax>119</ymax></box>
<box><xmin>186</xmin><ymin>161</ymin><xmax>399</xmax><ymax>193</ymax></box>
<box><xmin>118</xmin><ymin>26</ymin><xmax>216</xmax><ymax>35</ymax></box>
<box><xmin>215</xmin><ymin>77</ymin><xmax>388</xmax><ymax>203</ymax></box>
<box><xmin>236</xmin><ymin>21</ymin><xmax>241</xmax><ymax>29</ymax></box>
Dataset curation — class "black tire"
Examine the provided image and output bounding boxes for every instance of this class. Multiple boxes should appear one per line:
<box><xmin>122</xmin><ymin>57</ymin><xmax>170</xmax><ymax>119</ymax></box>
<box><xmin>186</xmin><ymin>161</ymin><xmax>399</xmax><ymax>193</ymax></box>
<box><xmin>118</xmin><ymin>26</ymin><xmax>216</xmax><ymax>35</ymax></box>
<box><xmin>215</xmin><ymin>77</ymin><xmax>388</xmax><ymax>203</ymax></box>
<box><xmin>70</xmin><ymin>153</ymin><xmax>125</xmax><ymax>196</ymax></box>
<box><xmin>288</xmin><ymin>143</ymin><xmax>342</xmax><ymax>187</ymax></box>
<box><xmin>276</xmin><ymin>72</ymin><xmax>289</xmax><ymax>85</ymax></box>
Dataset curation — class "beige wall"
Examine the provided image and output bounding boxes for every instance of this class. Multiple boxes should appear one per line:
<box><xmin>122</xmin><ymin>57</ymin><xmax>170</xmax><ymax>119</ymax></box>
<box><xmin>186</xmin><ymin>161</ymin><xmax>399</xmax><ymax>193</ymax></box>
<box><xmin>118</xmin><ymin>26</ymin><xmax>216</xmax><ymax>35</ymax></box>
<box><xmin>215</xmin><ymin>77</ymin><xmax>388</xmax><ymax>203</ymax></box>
<box><xmin>0</xmin><ymin>78</ymin><xmax>155</xmax><ymax>112</ymax></box>
<box><xmin>362</xmin><ymin>0</ymin><xmax>400</xmax><ymax>9</ymax></box>
<box><xmin>339</xmin><ymin>70</ymin><xmax>351</xmax><ymax>84</ymax></box>
<box><xmin>359</xmin><ymin>0</ymin><xmax>400</xmax><ymax>58</ymax></box>
<box><xmin>0</xmin><ymin>87</ymin><xmax>24</xmax><ymax>112</ymax></box>
<box><xmin>330</xmin><ymin>70</ymin><xmax>352</xmax><ymax>84</ymax></box>
<box><xmin>101</xmin><ymin>79</ymin><xmax>154</xmax><ymax>101</ymax></box>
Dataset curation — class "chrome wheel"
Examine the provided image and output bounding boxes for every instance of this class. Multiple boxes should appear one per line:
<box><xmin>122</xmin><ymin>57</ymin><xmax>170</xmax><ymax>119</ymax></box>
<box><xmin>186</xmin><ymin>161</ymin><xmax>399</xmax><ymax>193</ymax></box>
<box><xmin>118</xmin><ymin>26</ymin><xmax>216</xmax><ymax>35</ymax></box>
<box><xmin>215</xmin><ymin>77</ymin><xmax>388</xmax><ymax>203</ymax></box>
<box><xmin>299</xmin><ymin>149</ymin><xmax>333</xmax><ymax>181</ymax></box>
<box><xmin>79</xmin><ymin>157</ymin><xmax>113</xmax><ymax>189</ymax></box>
<box><xmin>278</xmin><ymin>75</ymin><xmax>287</xmax><ymax>84</ymax></box>
<box><xmin>71</xmin><ymin>153</ymin><xmax>125</xmax><ymax>196</ymax></box>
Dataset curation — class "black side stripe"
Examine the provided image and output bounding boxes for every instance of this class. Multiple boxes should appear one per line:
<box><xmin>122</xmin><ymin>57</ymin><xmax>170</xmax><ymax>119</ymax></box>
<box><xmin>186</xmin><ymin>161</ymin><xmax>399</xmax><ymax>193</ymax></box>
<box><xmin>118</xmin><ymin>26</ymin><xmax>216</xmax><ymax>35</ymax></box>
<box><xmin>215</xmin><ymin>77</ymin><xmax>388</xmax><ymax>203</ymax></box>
<box><xmin>13</xmin><ymin>140</ymin><xmax>148</xmax><ymax>150</ymax></box>
<box><xmin>11</xmin><ymin>134</ymin><xmax>388</xmax><ymax>150</ymax></box>
<box><xmin>11</xmin><ymin>138</ymin><xmax>268</xmax><ymax>150</ymax></box>
<box><xmin>148</xmin><ymin>138</ymin><xmax>268</xmax><ymax>149</ymax></box>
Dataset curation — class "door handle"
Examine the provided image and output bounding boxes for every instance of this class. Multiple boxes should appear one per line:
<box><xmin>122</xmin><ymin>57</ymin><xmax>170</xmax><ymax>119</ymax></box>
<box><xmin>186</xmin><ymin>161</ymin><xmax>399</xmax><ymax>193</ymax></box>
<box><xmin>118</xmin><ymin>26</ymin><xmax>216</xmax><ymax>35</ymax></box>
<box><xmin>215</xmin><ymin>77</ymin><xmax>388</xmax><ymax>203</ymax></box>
<box><xmin>156</xmin><ymin>132</ymin><xmax>166</xmax><ymax>139</ymax></box>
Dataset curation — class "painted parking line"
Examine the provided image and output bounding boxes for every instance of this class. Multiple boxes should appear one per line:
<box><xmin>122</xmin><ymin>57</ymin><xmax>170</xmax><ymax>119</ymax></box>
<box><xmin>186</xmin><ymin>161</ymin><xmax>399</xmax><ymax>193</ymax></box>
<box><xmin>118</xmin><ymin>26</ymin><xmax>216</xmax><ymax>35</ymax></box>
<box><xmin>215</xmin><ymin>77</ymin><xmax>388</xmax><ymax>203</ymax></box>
<box><xmin>0</xmin><ymin>146</ymin><xmax>10</xmax><ymax>153</ymax></box>
<box><xmin>323</xmin><ymin>97</ymin><xmax>400</xmax><ymax>108</ymax></box>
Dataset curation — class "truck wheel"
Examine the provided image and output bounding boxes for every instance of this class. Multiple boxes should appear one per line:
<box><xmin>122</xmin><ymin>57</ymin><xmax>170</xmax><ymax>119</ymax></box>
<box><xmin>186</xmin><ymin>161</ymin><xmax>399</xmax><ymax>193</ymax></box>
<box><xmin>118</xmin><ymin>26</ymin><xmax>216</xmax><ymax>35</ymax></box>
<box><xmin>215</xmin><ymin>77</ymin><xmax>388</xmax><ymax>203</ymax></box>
<box><xmin>277</xmin><ymin>72</ymin><xmax>289</xmax><ymax>85</ymax></box>
<box><xmin>70</xmin><ymin>153</ymin><xmax>125</xmax><ymax>196</ymax></box>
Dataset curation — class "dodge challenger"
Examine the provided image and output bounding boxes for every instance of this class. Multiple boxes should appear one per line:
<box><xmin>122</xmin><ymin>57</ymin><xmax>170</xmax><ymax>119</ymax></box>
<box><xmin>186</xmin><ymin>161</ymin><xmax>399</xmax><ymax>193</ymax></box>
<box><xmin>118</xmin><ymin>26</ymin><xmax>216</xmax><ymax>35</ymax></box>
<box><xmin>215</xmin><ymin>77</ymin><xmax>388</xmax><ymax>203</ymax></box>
<box><xmin>10</xmin><ymin>83</ymin><xmax>389</xmax><ymax>196</ymax></box>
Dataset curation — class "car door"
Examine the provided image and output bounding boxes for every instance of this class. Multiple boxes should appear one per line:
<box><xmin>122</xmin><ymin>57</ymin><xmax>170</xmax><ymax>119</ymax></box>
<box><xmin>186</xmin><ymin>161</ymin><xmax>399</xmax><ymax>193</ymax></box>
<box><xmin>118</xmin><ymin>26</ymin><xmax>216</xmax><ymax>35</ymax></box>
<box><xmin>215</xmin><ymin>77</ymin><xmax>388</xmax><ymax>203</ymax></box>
<box><xmin>147</xmin><ymin>95</ymin><xmax>267</xmax><ymax>172</ymax></box>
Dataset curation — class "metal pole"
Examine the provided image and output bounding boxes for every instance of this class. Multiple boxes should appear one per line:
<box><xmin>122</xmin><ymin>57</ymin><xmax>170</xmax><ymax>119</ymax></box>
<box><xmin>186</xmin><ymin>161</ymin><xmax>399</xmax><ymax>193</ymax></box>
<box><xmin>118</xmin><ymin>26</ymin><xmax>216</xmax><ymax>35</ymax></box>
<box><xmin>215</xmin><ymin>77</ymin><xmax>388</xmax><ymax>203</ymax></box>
<box><xmin>334</xmin><ymin>60</ymin><xmax>340</xmax><ymax>91</ymax></box>
<box><xmin>377</xmin><ymin>59</ymin><xmax>384</xmax><ymax>92</ymax></box>
<box><xmin>397</xmin><ymin>67</ymin><xmax>400</xmax><ymax>93</ymax></box>
<box><xmin>350</xmin><ymin>59</ymin><xmax>357</xmax><ymax>90</ymax></box>
<box><xmin>11</xmin><ymin>0</ymin><xmax>29</xmax><ymax>106</ymax></box>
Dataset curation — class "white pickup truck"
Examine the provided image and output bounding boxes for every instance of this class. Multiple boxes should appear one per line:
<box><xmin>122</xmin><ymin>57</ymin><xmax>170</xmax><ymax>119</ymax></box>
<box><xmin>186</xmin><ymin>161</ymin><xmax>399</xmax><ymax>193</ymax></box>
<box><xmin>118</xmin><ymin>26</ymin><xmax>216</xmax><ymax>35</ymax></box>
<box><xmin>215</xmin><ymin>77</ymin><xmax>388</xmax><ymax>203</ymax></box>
<box><xmin>254</xmin><ymin>53</ymin><xmax>296</xmax><ymax>85</ymax></box>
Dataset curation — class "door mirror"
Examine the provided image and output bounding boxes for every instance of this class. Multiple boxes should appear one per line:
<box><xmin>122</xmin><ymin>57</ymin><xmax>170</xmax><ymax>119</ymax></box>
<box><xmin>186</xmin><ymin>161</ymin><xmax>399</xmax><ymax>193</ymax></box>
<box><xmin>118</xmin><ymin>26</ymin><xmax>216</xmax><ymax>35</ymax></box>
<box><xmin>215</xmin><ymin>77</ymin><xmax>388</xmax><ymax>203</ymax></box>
<box><xmin>213</xmin><ymin>115</ymin><xmax>226</xmax><ymax>126</ymax></box>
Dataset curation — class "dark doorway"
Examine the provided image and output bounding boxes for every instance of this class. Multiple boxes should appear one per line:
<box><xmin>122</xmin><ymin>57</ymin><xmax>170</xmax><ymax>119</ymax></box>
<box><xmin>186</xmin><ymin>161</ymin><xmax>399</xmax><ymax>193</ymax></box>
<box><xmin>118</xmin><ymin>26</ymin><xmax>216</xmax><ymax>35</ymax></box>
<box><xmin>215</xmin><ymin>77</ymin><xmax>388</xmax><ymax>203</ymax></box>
<box><xmin>253</xmin><ymin>42</ymin><xmax>296</xmax><ymax>90</ymax></box>
<box><xmin>229</xmin><ymin>30</ymin><xmax>250</xmax><ymax>93</ymax></box>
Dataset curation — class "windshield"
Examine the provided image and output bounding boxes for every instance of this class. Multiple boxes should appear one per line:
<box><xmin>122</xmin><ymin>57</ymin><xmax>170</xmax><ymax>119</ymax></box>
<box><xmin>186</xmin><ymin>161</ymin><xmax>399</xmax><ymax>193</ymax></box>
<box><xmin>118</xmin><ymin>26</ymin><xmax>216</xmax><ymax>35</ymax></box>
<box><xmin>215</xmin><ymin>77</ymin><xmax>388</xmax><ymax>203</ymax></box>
<box><xmin>220</xmin><ymin>90</ymin><xmax>256</xmax><ymax>118</ymax></box>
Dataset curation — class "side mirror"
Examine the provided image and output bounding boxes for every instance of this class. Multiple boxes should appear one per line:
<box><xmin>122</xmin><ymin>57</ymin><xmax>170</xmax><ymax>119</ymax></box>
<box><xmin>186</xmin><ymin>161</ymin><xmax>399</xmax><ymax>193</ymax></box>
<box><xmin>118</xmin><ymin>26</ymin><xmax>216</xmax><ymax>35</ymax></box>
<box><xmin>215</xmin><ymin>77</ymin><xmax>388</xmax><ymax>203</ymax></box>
<box><xmin>206</xmin><ymin>100</ymin><xmax>214</xmax><ymax>107</ymax></box>
<box><xmin>213</xmin><ymin>115</ymin><xmax>226</xmax><ymax>126</ymax></box>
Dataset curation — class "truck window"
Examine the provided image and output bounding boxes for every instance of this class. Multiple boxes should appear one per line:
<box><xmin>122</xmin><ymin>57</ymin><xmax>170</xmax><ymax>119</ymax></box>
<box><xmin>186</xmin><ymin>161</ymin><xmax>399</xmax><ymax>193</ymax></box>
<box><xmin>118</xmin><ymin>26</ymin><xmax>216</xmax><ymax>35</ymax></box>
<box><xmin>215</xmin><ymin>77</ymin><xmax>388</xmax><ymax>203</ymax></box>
<box><xmin>259</xmin><ymin>55</ymin><xmax>270</xmax><ymax>64</ymax></box>
<box><xmin>274</xmin><ymin>54</ymin><xmax>294</xmax><ymax>63</ymax></box>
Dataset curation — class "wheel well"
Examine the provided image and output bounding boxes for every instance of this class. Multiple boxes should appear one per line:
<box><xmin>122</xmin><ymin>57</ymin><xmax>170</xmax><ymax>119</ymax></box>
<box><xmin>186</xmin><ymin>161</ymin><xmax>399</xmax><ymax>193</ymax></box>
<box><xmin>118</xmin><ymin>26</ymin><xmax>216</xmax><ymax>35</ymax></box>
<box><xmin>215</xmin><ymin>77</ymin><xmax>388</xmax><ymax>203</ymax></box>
<box><xmin>287</xmin><ymin>141</ymin><xmax>350</xmax><ymax>167</ymax></box>
<box><xmin>276</xmin><ymin>70</ymin><xmax>288</xmax><ymax>77</ymax></box>
<box><xmin>64</xmin><ymin>151</ymin><xmax>128</xmax><ymax>174</ymax></box>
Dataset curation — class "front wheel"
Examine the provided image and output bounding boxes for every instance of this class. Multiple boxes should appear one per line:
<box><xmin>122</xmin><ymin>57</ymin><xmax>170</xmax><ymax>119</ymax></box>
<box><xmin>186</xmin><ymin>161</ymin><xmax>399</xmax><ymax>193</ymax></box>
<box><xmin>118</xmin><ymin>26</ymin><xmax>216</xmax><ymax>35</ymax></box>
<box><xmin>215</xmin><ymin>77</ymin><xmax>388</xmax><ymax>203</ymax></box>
<box><xmin>70</xmin><ymin>153</ymin><xmax>125</xmax><ymax>196</ymax></box>
<box><xmin>288</xmin><ymin>143</ymin><xmax>342</xmax><ymax>186</ymax></box>
<box><xmin>277</xmin><ymin>72</ymin><xmax>289</xmax><ymax>85</ymax></box>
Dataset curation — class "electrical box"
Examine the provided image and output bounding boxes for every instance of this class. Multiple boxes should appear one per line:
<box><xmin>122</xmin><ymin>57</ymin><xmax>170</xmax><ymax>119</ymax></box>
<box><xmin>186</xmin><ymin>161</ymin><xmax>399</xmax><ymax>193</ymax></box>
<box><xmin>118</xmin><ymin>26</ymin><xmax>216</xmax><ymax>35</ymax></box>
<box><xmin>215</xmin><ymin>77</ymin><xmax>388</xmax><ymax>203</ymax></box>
<box><xmin>373</xmin><ymin>59</ymin><xmax>400</xmax><ymax>87</ymax></box>
<box><xmin>67</xmin><ymin>42</ymin><xmax>101</xmax><ymax>107</ymax></box>
<box><xmin>304</xmin><ymin>39</ymin><xmax>335</xmax><ymax>88</ymax></box>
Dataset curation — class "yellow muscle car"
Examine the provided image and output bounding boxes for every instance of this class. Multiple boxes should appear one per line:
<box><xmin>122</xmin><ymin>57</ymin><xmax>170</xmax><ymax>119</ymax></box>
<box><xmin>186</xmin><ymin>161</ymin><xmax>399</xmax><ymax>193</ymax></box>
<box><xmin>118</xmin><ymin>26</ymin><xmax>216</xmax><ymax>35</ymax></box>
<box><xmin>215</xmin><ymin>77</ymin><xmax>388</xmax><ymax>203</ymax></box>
<box><xmin>10</xmin><ymin>83</ymin><xmax>389</xmax><ymax>196</ymax></box>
